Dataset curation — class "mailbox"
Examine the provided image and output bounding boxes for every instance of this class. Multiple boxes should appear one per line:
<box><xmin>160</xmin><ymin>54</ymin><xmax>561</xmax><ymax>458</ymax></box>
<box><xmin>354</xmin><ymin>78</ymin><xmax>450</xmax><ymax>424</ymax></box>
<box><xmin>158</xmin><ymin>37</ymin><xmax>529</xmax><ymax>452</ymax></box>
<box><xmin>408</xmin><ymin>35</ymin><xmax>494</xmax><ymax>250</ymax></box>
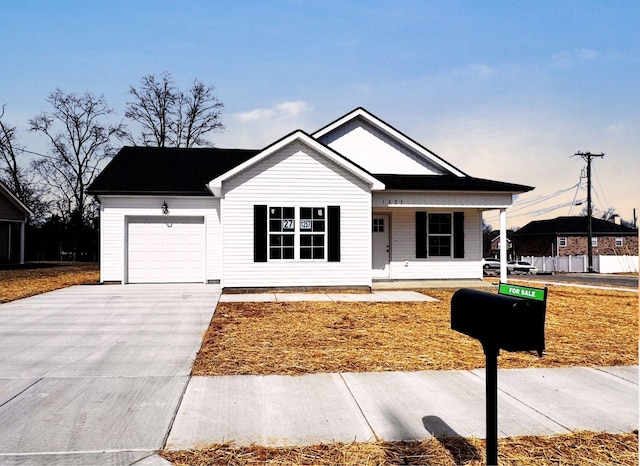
<box><xmin>451</xmin><ymin>288</ymin><xmax>545</xmax><ymax>356</ymax></box>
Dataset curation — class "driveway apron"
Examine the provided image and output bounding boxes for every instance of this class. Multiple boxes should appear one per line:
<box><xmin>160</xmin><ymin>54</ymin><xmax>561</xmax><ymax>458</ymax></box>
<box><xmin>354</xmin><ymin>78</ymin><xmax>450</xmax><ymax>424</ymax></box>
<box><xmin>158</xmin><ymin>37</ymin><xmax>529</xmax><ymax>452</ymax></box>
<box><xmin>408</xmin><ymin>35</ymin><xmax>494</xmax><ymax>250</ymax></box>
<box><xmin>0</xmin><ymin>284</ymin><xmax>220</xmax><ymax>465</ymax></box>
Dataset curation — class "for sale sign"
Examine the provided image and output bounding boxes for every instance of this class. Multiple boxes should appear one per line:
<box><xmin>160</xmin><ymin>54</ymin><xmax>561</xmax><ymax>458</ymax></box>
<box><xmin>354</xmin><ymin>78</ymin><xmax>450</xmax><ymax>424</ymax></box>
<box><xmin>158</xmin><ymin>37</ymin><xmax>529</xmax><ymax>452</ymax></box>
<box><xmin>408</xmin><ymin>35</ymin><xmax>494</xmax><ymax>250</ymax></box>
<box><xmin>498</xmin><ymin>283</ymin><xmax>546</xmax><ymax>302</ymax></box>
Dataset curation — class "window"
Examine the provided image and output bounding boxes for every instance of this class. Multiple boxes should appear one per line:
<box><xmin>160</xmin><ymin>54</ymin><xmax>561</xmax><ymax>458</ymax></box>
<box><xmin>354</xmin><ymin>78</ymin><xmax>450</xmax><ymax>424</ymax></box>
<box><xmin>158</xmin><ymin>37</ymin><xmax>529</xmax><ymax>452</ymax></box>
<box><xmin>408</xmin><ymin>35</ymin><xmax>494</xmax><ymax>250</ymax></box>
<box><xmin>416</xmin><ymin>211</ymin><xmax>464</xmax><ymax>259</ymax></box>
<box><xmin>615</xmin><ymin>237</ymin><xmax>623</xmax><ymax>247</ymax></box>
<box><xmin>559</xmin><ymin>236</ymin><xmax>567</xmax><ymax>247</ymax></box>
<box><xmin>428</xmin><ymin>213</ymin><xmax>452</xmax><ymax>257</ymax></box>
<box><xmin>300</xmin><ymin>207</ymin><xmax>325</xmax><ymax>260</ymax></box>
<box><xmin>254</xmin><ymin>205</ymin><xmax>340</xmax><ymax>263</ymax></box>
<box><xmin>269</xmin><ymin>207</ymin><xmax>295</xmax><ymax>259</ymax></box>
<box><xmin>591</xmin><ymin>236</ymin><xmax>598</xmax><ymax>247</ymax></box>
<box><xmin>372</xmin><ymin>218</ymin><xmax>384</xmax><ymax>232</ymax></box>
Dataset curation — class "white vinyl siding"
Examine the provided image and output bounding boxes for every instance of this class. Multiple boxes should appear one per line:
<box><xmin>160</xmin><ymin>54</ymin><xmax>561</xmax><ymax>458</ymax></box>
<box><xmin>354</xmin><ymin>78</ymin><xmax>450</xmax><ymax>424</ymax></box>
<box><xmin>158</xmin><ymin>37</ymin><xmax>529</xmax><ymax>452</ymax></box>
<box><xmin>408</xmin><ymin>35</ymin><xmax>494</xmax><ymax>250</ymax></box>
<box><xmin>221</xmin><ymin>141</ymin><xmax>372</xmax><ymax>288</ymax></box>
<box><xmin>98</xmin><ymin>196</ymin><xmax>220</xmax><ymax>283</ymax></box>
<box><xmin>317</xmin><ymin>118</ymin><xmax>446</xmax><ymax>175</ymax></box>
<box><xmin>380</xmin><ymin>208</ymin><xmax>483</xmax><ymax>280</ymax></box>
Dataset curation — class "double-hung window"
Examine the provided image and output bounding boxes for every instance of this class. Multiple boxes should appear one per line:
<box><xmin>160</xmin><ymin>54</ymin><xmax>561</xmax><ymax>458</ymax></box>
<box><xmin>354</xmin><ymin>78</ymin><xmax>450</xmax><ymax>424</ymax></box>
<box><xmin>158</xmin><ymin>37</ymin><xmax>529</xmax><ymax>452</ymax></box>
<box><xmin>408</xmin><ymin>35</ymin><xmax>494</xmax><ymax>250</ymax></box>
<box><xmin>428</xmin><ymin>213</ymin><xmax>452</xmax><ymax>256</ymax></box>
<box><xmin>269</xmin><ymin>207</ymin><xmax>295</xmax><ymax>259</ymax></box>
<box><xmin>300</xmin><ymin>207</ymin><xmax>325</xmax><ymax>259</ymax></box>
<box><xmin>416</xmin><ymin>211</ymin><xmax>464</xmax><ymax>259</ymax></box>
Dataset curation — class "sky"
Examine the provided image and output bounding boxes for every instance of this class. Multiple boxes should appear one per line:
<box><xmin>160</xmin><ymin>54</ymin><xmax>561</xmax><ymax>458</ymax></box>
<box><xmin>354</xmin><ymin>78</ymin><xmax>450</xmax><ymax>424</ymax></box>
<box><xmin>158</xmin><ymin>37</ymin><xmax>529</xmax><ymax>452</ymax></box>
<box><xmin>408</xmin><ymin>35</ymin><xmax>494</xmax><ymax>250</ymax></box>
<box><xmin>2</xmin><ymin>0</ymin><xmax>638</xmax><ymax>229</ymax></box>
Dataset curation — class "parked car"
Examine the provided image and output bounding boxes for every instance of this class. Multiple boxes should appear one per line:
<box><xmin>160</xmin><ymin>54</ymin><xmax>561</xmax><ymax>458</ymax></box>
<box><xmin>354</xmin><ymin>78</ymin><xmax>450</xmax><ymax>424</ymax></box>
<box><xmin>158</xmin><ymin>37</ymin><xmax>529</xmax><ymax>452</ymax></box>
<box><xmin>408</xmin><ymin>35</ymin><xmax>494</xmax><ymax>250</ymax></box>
<box><xmin>507</xmin><ymin>261</ymin><xmax>538</xmax><ymax>274</ymax></box>
<box><xmin>481</xmin><ymin>258</ymin><xmax>501</xmax><ymax>270</ymax></box>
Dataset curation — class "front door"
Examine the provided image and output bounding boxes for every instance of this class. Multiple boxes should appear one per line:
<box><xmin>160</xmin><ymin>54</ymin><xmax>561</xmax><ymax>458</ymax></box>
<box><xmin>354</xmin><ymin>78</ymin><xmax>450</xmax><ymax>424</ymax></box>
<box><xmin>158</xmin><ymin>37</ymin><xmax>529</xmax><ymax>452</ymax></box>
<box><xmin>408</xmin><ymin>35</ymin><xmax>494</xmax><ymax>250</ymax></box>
<box><xmin>372</xmin><ymin>214</ymin><xmax>390</xmax><ymax>278</ymax></box>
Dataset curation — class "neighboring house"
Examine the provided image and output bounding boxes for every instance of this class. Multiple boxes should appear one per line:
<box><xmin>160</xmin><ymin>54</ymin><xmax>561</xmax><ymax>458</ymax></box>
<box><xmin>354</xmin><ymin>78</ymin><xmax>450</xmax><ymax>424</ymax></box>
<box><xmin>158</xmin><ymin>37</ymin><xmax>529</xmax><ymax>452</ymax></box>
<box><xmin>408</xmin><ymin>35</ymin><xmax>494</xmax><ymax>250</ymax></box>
<box><xmin>0</xmin><ymin>181</ymin><xmax>32</xmax><ymax>264</ymax></box>
<box><xmin>87</xmin><ymin>107</ymin><xmax>533</xmax><ymax>288</ymax></box>
<box><xmin>488</xmin><ymin>232</ymin><xmax>514</xmax><ymax>260</ymax></box>
<box><xmin>513</xmin><ymin>216</ymin><xmax>638</xmax><ymax>257</ymax></box>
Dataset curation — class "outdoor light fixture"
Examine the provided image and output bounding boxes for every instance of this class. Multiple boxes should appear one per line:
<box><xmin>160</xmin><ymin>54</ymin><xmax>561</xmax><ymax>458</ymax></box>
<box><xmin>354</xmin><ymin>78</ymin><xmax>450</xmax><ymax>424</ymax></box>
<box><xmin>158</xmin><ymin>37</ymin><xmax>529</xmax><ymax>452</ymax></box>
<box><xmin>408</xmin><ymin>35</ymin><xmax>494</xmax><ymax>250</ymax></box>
<box><xmin>161</xmin><ymin>201</ymin><xmax>169</xmax><ymax>215</ymax></box>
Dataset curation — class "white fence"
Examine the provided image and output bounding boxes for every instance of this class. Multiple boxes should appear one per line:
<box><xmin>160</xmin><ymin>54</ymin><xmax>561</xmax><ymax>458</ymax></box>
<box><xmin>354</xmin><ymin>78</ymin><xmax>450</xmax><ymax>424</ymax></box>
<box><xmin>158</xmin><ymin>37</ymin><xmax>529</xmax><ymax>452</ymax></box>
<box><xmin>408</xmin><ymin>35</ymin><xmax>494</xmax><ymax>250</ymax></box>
<box><xmin>521</xmin><ymin>255</ymin><xmax>639</xmax><ymax>274</ymax></box>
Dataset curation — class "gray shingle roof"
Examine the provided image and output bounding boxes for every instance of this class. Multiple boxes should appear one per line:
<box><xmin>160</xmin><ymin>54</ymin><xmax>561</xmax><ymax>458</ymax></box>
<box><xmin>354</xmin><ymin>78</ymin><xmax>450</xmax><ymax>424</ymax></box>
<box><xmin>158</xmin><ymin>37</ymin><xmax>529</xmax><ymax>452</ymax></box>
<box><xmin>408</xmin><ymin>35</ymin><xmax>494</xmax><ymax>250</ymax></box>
<box><xmin>88</xmin><ymin>146</ymin><xmax>535</xmax><ymax>196</ymax></box>
<box><xmin>88</xmin><ymin>146</ymin><xmax>259</xmax><ymax>195</ymax></box>
<box><xmin>514</xmin><ymin>216</ymin><xmax>637</xmax><ymax>236</ymax></box>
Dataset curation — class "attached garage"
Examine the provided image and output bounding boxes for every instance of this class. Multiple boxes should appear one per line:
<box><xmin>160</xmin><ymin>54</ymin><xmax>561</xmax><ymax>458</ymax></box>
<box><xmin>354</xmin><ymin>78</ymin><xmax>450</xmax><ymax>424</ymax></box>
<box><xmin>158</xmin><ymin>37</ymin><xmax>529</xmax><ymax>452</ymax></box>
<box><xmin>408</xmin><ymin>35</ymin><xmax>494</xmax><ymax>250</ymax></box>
<box><xmin>126</xmin><ymin>216</ymin><xmax>205</xmax><ymax>283</ymax></box>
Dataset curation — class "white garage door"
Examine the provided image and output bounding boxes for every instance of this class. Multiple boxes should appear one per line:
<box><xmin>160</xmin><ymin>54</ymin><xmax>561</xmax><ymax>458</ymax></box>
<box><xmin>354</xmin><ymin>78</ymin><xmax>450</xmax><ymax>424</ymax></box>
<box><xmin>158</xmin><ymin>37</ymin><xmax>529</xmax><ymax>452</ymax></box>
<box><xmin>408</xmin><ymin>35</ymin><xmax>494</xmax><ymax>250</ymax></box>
<box><xmin>127</xmin><ymin>216</ymin><xmax>205</xmax><ymax>283</ymax></box>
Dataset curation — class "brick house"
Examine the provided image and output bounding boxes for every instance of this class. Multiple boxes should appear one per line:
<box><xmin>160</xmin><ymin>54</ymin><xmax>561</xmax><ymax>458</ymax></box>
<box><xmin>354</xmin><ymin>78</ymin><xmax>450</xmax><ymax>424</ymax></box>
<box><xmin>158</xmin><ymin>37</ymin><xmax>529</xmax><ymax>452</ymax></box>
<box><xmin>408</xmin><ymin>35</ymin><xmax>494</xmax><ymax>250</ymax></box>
<box><xmin>513</xmin><ymin>216</ymin><xmax>638</xmax><ymax>257</ymax></box>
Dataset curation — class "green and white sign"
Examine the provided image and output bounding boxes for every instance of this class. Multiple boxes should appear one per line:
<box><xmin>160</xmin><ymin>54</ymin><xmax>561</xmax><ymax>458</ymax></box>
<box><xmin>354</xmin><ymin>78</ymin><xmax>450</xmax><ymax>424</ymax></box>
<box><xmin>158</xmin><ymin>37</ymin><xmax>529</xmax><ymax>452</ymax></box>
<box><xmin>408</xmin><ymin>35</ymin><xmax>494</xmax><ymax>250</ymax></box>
<box><xmin>498</xmin><ymin>283</ymin><xmax>546</xmax><ymax>302</ymax></box>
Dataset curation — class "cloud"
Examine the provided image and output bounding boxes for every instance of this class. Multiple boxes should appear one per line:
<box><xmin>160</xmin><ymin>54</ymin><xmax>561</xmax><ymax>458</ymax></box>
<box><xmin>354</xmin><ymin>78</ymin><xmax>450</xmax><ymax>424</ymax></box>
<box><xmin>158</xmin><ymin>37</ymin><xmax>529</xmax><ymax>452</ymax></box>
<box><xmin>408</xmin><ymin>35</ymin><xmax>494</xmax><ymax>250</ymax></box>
<box><xmin>606</xmin><ymin>123</ymin><xmax>624</xmax><ymax>134</ymax></box>
<box><xmin>552</xmin><ymin>48</ymin><xmax>600</xmax><ymax>67</ymax></box>
<box><xmin>234</xmin><ymin>101</ymin><xmax>310</xmax><ymax>123</ymax></box>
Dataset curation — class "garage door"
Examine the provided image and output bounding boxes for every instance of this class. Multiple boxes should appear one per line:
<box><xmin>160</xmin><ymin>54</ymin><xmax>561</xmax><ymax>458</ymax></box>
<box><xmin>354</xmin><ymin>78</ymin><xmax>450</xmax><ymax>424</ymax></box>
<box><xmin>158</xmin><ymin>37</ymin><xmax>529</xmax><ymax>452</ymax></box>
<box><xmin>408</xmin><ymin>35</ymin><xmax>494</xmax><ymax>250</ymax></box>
<box><xmin>127</xmin><ymin>216</ymin><xmax>205</xmax><ymax>283</ymax></box>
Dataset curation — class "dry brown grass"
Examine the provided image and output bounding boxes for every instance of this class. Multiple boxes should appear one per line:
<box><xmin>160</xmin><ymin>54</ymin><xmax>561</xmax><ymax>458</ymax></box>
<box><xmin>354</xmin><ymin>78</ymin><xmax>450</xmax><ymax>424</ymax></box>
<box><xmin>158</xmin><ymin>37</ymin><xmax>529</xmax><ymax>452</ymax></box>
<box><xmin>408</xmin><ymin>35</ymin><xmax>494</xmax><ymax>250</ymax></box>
<box><xmin>192</xmin><ymin>283</ymin><xmax>638</xmax><ymax>376</ymax></box>
<box><xmin>162</xmin><ymin>431</ymin><xmax>639</xmax><ymax>465</ymax></box>
<box><xmin>0</xmin><ymin>262</ymin><xmax>99</xmax><ymax>303</ymax></box>
<box><xmin>179</xmin><ymin>283</ymin><xmax>639</xmax><ymax>465</ymax></box>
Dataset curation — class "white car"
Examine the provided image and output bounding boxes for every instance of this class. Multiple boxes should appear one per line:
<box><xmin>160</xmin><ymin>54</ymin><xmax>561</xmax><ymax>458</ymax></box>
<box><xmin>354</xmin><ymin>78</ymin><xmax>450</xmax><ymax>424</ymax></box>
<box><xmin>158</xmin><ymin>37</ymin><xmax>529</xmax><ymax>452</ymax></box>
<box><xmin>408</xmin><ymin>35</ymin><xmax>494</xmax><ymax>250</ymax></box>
<box><xmin>481</xmin><ymin>258</ymin><xmax>501</xmax><ymax>272</ymax></box>
<box><xmin>507</xmin><ymin>261</ymin><xmax>538</xmax><ymax>275</ymax></box>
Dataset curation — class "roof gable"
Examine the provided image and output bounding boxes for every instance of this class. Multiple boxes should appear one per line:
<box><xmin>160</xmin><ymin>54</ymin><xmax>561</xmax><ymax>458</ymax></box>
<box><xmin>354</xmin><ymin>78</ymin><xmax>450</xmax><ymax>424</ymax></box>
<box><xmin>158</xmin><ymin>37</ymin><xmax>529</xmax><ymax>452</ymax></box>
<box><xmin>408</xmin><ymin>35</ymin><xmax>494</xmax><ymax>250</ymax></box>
<box><xmin>313</xmin><ymin>107</ymin><xmax>466</xmax><ymax>177</ymax></box>
<box><xmin>515</xmin><ymin>216</ymin><xmax>638</xmax><ymax>236</ymax></box>
<box><xmin>0</xmin><ymin>181</ymin><xmax>32</xmax><ymax>220</ymax></box>
<box><xmin>208</xmin><ymin>130</ymin><xmax>385</xmax><ymax>197</ymax></box>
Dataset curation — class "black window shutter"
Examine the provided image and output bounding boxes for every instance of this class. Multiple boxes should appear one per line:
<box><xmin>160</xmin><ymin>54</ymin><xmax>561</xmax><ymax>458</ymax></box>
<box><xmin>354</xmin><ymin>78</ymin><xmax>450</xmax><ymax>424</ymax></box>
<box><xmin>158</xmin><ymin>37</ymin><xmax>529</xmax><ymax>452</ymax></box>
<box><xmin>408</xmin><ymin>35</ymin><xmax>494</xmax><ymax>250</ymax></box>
<box><xmin>254</xmin><ymin>205</ymin><xmax>267</xmax><ymax>262</ymax></box>
<box><xmin>453</xmin><ymin>211</ymin><xmax>465</xmax><ymax>258</ymax></box>
<box><xmin>416</xmin><ymin>211</ymin><xmax>427</xmax><ymax>258</ymax></box>
<box><xmin>328</xmin><ymin>206</ymin><xmax>340</xmax><ymax>262</ymax></box>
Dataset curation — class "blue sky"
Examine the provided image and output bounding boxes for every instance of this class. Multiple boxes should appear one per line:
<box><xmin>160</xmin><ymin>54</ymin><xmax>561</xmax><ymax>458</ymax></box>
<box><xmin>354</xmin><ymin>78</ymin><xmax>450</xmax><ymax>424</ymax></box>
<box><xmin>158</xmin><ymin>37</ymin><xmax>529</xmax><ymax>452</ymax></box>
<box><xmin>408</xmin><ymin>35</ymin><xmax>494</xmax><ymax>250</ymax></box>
<box><xmin>2</xmin><ymin>0</ymin><xmax>638</xmax><ymax>229</ymax></box>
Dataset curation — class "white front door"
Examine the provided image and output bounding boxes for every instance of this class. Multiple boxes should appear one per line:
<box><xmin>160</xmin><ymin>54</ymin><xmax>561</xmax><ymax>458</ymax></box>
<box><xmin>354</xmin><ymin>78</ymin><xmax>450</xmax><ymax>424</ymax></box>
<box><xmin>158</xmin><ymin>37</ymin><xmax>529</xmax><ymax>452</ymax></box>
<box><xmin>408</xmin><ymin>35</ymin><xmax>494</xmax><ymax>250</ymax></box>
<box><xmin>127</xmin><ymin>216</ymin><xmax>205</xmax><ymax>283</ymax></box>
<box><xmin>372</xmin><ymin>214</ymin><xmax>390</xmax><ymax>278</ymax></box>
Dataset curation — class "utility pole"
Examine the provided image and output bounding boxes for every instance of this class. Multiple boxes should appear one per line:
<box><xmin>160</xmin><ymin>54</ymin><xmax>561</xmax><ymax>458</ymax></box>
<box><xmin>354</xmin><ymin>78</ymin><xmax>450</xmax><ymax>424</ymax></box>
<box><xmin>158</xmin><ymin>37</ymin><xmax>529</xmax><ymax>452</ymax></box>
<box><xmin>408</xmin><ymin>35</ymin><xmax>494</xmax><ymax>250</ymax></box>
<box><xmin>574</xmin><ymin>151</ymin><xmax>605</xmax><ymax>273</ymax></box>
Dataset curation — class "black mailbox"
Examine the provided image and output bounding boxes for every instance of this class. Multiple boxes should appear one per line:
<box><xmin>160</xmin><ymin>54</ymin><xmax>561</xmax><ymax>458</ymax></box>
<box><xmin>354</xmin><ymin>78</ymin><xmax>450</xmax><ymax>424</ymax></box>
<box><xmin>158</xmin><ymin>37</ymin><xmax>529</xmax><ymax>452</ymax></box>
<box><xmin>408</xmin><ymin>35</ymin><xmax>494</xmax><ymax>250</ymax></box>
<box><xmin>451</xmin><ymin>288</ymin><xmax>545</xmax><ymax>356</ymax></box>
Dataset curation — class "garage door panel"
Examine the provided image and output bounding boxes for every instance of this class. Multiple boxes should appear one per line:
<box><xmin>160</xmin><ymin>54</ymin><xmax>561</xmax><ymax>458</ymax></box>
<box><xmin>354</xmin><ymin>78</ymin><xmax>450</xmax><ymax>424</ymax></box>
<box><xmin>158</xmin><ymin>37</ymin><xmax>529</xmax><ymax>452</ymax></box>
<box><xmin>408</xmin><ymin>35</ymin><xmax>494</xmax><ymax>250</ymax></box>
<box><xmin>127</xmin><ymin>216</ymin><xmax>205</xmax><ymax>283</ymax></box>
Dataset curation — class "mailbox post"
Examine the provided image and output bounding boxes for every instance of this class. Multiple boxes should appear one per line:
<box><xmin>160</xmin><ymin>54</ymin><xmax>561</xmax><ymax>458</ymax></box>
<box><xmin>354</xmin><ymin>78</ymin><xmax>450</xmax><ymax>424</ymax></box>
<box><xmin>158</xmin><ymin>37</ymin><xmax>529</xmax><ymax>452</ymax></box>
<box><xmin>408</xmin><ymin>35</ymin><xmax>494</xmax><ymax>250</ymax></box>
<box><xmin>451</xmin><ymin>285</ymin><xmax>547</xmax><ymax>466</ymax></box>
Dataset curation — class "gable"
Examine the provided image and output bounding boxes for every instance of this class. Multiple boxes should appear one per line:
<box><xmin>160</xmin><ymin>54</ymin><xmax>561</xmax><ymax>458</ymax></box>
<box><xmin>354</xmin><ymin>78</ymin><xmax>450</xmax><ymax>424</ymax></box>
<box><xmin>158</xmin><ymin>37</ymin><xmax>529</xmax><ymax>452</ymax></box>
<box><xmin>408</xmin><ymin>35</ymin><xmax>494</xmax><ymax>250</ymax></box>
<box><xmin>313</xmin><ymin>108</ymin><xmax>465</xmax><ymax>176</ymax></box>
<box><xmin>0</xmin><ymin>182</ymin><xmax>31</xmax><ymax>221</ymax></box>
<box><xmin>208</xmin><ymin>130</ymin><xmax>384</xmax><ymax>197</ymax></box>
<box><xmin>224</xmin><ymin>139</ymin><xmax>373</xmax><ymax>197</ymax></box>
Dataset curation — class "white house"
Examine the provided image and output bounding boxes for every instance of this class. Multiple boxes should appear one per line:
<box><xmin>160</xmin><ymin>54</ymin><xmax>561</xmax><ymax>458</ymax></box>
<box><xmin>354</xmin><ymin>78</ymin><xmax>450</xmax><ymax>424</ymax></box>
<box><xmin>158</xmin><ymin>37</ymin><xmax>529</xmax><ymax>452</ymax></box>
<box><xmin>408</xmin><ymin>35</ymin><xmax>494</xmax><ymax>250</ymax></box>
<box><xmin>88</xmin><ymin>108</ymin><xmax>533</xmax><ymax>288</ymax></box>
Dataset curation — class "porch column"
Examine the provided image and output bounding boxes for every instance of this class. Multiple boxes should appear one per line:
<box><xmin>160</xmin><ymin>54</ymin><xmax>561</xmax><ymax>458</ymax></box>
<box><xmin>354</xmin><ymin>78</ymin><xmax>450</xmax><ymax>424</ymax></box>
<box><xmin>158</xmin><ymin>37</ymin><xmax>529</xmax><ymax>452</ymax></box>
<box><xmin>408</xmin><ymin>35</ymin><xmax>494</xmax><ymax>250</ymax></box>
<box><xmin>19</xmin><ymin>222</ymin><xmax>25</xmax><ymax>264</ymax></box>
<box><xmin>499</xmin><ymin>208</ymin><xmax>507</xmax><ymax>283</ymax></box>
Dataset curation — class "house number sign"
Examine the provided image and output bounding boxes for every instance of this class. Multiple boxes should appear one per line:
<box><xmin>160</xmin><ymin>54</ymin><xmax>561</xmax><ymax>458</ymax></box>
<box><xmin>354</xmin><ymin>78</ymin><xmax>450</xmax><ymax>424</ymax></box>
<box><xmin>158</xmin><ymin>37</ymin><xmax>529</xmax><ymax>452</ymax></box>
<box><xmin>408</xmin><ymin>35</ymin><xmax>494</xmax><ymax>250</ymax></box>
<box><xmin>300</xmin><ymin>220</ymin><xmax>312</xmax><ymax>230</ymax></box>
<box><xmin>282</xmin><ymin>219</ymin><xmax>294</xmax><ymax>230</ymax></box>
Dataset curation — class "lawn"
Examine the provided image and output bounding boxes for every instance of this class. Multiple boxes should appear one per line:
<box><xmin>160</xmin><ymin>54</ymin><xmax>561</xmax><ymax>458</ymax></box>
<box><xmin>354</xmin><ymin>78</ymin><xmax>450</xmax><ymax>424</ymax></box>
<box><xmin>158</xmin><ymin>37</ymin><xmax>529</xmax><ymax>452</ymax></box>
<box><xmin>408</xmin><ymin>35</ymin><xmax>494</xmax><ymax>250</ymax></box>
<box><xmin>0</xmin><ymin>262</ymin><xmax>99</xmax><ymax>303</ymax></box>
<box><xmin>182</xmin><ymin>281</ymin><xmax>639</xmax><ymax>465</ymax></box>
<box><xmin>193</xmin><ymin>283</ymin><xmax>638</xmax><ymax>375</ymax></box>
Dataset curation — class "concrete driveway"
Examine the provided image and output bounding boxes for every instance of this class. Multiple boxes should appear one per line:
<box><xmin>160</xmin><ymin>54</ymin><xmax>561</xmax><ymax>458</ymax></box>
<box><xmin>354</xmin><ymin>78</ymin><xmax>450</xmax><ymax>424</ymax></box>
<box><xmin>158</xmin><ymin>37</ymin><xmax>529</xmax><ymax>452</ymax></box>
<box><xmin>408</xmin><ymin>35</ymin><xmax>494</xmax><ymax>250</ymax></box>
<box><xmin>0</xmin><ymin>284</ymin><xmax>220</xmax><ymax>465</ymax></box>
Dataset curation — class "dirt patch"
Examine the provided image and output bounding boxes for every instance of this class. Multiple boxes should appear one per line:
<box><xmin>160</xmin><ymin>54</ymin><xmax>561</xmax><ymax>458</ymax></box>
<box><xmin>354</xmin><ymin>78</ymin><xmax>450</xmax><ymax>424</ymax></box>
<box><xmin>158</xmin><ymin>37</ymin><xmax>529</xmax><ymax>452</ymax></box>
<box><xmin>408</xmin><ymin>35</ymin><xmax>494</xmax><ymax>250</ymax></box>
<box><xmin>192</xmin><ymin>283</ymin><xmax>638</xmax><ymax>376</ymax></box>
<box><xmin>162</xmin><ymin>431</ymin><xmax>639</xmax><ymax>465</ymax></box>
<box><xmin>0</xmin><ymin>262</ymin><xmax>99</xmax><ymax>303</ymax></box>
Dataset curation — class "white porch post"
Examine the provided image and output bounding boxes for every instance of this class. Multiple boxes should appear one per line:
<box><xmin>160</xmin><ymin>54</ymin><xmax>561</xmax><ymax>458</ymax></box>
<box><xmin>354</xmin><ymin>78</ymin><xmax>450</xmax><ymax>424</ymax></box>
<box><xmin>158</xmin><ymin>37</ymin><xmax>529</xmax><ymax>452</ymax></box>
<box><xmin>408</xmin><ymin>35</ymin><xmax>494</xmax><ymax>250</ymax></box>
<box><xmin>19</xmin><ymin>222</ymin><xmax>25</xmax><ymax>264</ymax></box>
<box><xmin>500</xmin><ymin>208</ymin><xmax>507</xmax><ymax>283</ymax></box>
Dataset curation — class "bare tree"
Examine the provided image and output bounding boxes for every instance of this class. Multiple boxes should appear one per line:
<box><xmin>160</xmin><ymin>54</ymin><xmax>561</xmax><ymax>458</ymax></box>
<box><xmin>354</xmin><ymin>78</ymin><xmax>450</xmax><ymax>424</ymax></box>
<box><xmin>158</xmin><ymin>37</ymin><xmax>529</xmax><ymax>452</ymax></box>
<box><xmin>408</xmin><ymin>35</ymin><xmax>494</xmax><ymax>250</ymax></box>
<box><xmin>0</xmin><ymin>105</ymin><xmax>49</xmax><ymax>220</ymax></box>
<box><xmin>126</xmin><ymin>72</ymin><xmax>224</xmax><ymax>148</ymax></box>
<box><xmin>29</xmin><ymin>89</ymin><xmax>127</xmax><ymax>222</ymax></box>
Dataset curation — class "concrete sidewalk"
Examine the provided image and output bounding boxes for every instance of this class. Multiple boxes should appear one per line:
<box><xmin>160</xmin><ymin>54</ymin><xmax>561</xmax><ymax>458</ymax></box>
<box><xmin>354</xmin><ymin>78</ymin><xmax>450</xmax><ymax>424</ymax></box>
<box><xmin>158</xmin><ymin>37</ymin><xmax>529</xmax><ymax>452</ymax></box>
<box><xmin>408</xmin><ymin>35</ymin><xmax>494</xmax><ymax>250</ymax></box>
<box><xmin>166</xmin><ymin>365</ymin><xmax>638</xmax><ymax>449</ymax></box>
<box><xmin>220</xmin><ymin>289</ymin><xmax>440</xmax><ymax>302</ymax></box>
